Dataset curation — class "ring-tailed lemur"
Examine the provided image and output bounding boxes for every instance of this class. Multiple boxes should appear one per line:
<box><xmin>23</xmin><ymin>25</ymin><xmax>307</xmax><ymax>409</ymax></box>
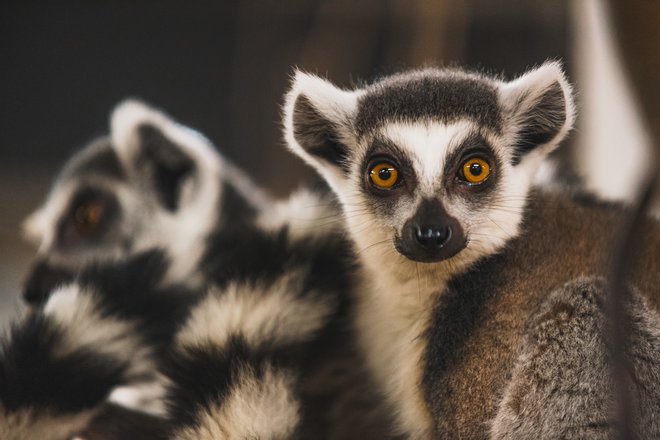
<box><xmin>284</xmin><ymin>62</ymin><xmax>660</xmax><ymax>438</ymax></box>
<box><xmin>22</xmin><ymin>99</ymin><xmax>268</xmax><ymax>307</ymax></box>
<box><xmin>9</xmin><ymin>101</ymin><xmax>389</xmax><ymax>438</ymax></box>
<box><xmin>18</xmin><ymin>99</ymin><xmax>270</xmax><ymax>421</ymax></box>
<box><xmin>1</xmin><ymin>223</ymin><xmax>371</xmax><ymax>439</ymax></box>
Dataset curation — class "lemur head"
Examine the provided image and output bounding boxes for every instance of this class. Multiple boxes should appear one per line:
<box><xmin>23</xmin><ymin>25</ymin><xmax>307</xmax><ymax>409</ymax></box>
<box><xmin>23</xmin><ymin>100</ymin><xmax>265</xmax><ymax>306</ymax></box>
<box><xmin>284</xmin><ymin>62</ymin><xmax>574</xmax><ymax>279</ymax></box>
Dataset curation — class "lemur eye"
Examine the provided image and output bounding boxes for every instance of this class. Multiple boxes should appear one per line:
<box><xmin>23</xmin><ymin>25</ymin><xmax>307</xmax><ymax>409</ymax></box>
<box><xmin>73</xmin><ymin>200</ymin><xmax>105</xmax><ymax>234</ymax></box>
<box><xmin>461</xmin><ymin>158</ymin><xmax>491</xmax><ymax>184</ymax></box>
<box><xmin>369</xmin><ymin>162</ymin><xmax>399</xmax><ymax>189</ymax></box>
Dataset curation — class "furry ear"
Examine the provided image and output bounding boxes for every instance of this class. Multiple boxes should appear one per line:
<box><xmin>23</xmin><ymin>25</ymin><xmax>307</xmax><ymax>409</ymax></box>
<box><xmin>110</xmin><ymin>99</ymin><xmax>221</xmax><ymax>211</ymax></box>
<box><xmin>283</xmin><ymin>71</ymin><xmax>359</xmax><ymax>181</ymax></box>
<box><xmin>499</xmin><ymin>61</ymin><xmax>575</xmax><ymax>165</ymax></box>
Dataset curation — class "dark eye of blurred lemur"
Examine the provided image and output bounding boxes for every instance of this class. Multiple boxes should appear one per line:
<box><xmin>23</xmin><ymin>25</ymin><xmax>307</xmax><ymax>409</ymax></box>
<box><xmin>3</xmin><ymin>100</ymin><xmax>390</xmax><ymax>439</ymax></box>
<box><xmin>284</xmin><ymin>62</ymin><xmax>660</xmax><ymax>439</ymax></box>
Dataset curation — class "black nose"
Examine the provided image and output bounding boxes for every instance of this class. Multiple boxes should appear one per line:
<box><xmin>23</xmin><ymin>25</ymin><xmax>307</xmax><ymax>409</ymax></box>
<box><xmin>413</xmin><ymin>224</ymin><xmax>452</xmax><ymax>249</ymax></box>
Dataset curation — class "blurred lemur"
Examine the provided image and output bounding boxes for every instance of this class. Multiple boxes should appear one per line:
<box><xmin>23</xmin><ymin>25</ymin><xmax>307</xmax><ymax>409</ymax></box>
<box><xmin>2</xmin><ymin>101</ymin><xmax>389</xmax><ymax>439</ymax></box>
<box><xmin>284</xmin><ymin>61</ymin><xmax>660</xmax><ymax>439</ymax></box>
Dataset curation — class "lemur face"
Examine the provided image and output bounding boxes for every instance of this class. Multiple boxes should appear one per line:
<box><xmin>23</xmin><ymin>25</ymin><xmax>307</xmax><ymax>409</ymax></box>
<box><xmin>22</xmin><ymin>100</ymin><xmax>226</xmax><ymax>305</ymax></box>
<box><xmin>285</xmin><ymin>62</ymin><xmax>574</xmax><ymax>275</ymax></box>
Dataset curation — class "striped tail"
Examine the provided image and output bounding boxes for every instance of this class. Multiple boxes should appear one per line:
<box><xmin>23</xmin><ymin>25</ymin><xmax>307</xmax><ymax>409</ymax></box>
<box><xmin>0</xmin><ymin>283</ymin><xmax>156</xmax><ymax>440</ymax></box>
<box><xmin>164</xmin><ymin>270</ymin><xmax>339</xmax><ymax>439</ymax></box>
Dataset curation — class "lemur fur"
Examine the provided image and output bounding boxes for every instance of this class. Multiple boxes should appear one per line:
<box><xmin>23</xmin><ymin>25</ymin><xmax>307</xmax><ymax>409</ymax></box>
<box><xmin>22</xmin><ymin>99</ymin><xmax>268</xmax><ymax>307</ymax></box>
<box><xmin>9</xmin><ymin>101</ymin><xmax>389</xmax><ymax>438</ymax></box>
<box><xmin>0</xmin><ymin>273</ymin><xmax>158</xmax><ymax>440</ymax></box>
<box><xmin>19</xmin><ymin>99</ymin><xmax>269</xmax><ymax>419</ymax></box>
<box><xmin>284</xmin><ymin>61</ymin><xmax>660</xmax><ymax>438</ymax></box>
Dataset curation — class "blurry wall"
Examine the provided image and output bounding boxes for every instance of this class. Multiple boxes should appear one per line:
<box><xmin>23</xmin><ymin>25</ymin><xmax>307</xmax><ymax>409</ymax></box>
<box><xmin>572</xmin><ymin>0</ymin><xmax>654</xmax><ymax>201</ymax></box>
<box><xmin>0</xmin><ymin>0</ymin><xmax>569</xmax><ymax>321</ymax></box>
<box><xmin>1</xmin><ymin>0</ymin><xmax>568</xmax><ymax>192</ymax></box>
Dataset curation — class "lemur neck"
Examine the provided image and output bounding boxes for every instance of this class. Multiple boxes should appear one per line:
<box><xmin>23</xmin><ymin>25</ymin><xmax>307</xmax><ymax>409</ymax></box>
<box><xmin>354</xmin><ymin>257</ymin><xmax>449</xmax><ymax>438</ymax></box>
<box><xmin>360</xmin><ymin>252</ymin><xmax>453</xmax><ymax>306</ymax></box>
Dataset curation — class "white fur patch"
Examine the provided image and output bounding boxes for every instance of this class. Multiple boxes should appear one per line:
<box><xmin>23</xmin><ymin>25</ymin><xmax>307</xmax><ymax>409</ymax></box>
<box><xmin>257</xmin><ymin>188</ymin><xmax>343</xmax><ymax>242</ymax></box>
<box><xmin>173</xmin><ymin>365</ymin><xmax>299</xmax><ymax>440</ymax></box>
<box><xmin>354</xmin><ymin>272</ymin><xmax>438</xmax><ymax>438</ymax></box>
<box><xmin>108</xmin><ymin>378</ymin><xmax>169</xmax><ymax>416</ymax></box>
<box><xmin>44</xmin><ymin>284</ymin><xmax>153</xmax><ymax>379</ymax></box>
<box><xmin>22</xmin><ymin>207</ymin><xmax>49</xmax><ymax>247</ymax></box>
<box><xmin>533</xmin><ymin>157</ymin><xmax>558</xmax><ymax>188</ymax></box>
<box><xmin>379</xmin><ymin>121</ymin><xmax>471</xmax><ymax>193</ymax></box>
<box><xmin>176</xmin><ymin>273</ymin><xmax>335</xmax><ymax>352</ymax></box>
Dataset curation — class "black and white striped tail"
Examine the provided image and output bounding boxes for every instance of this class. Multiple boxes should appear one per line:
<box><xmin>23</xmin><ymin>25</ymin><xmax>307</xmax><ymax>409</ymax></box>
<box><xmin>164</xmin><ymin>268</ymin><xmax>339</xmax><ymax>439</ymax></box>
<box><xmin>0</xmin><ymin>283</ymin><xmax>155</xmax><ymax>440</ymax></box>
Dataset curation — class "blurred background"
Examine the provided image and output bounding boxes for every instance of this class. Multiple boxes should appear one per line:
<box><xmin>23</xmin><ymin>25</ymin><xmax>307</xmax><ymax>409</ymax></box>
<box><xmin>1</xmin><ymin>0</ymin><xmax>657</xmax><ymax>324</ymax></box>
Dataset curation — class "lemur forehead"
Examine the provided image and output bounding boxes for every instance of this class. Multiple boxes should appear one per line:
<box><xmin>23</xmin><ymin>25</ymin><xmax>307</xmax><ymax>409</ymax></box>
<box><xmin>370</xmin><ymin>121</ymin><xmax>482</xmax><ymax>184</ymax></box>
<box><xmin>374</xmin><ymin>120</ymin><xmax>477</xmax><ymax>155</ymax></box>
<box><xmin>56</xmin><ymin>137</ymin><xmax>124</xmax><ymax>186</ymax></box>
<box><xmin>355</xmin><ymin>69</ymin><xmax>502</xmax><ymax>137</ymax></box>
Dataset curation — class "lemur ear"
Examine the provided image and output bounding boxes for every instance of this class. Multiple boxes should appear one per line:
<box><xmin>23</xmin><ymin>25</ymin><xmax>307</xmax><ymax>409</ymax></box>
<box><xmin>284</xmin><ymin>71</ymin><xmax>359</xmax><ymax>182</ymax></box>
<box><xmin>110</xmin><ymin>99</ymin><xmax>221</xmax><ymax>211</ymax></box>
<box><xmin>499</xmin><ymin>61</ymin><xmax>575</xmax><ymax>165</ymax></box>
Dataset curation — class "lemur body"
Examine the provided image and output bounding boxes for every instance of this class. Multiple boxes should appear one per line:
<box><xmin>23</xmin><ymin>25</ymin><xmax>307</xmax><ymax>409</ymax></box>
<box><xmin>426</xmin><ymin>192</ymin><xmax>660</xmax><ymax>439</ymax></box>
<box><xmin>19</xmin><ymin>100</ymin><xmax>269</xmax><ymax>419</ymax></box>
<box><xmin>284</xmin><ymin>62</ymin><xmax>660</xmax><ymax>438</ymax></box>
<box><xmin>7</xmin><ymin>101</ymin><xmax>388</xmax><ymax>438</ymax></box>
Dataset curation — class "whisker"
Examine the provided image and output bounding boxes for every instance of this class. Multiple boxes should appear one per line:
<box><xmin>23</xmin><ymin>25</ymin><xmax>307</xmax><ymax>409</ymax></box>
<box><xmin>357</xmin><ymin>239</ymin><xmax>392</xmax><ymax>255</ymax></box>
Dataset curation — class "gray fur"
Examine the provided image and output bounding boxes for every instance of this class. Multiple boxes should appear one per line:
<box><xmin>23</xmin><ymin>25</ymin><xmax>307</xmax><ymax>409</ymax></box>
<box><xmin>355</xmin><ymin>69</ymin><xmax>503</xmax><ymax>136</ymax></box>
<box><xmin>53</xmin><ymin>137</ymin><xmax>124</xmax><ymax>184</ymax></box>
<box><xmin>491</xmin><ymin>277</ymin><xmax>660</xmax><ymax>439</ymax></box>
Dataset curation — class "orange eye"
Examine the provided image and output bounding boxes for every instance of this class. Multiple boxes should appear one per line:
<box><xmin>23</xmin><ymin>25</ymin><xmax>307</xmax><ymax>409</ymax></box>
<box><xmin>74</xmin><ymin>201</ymin><xmax>104</xmax><ymax>234</ymax></box>
<box><xmin>461</xmin><ymin>158</ymin><xmax>490</xmax><ymax>184</ymax></box>
<box><xmin>369</xmin><ymin>162</ymin><xmax>399</xmax><ymax>189</ymax></box>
